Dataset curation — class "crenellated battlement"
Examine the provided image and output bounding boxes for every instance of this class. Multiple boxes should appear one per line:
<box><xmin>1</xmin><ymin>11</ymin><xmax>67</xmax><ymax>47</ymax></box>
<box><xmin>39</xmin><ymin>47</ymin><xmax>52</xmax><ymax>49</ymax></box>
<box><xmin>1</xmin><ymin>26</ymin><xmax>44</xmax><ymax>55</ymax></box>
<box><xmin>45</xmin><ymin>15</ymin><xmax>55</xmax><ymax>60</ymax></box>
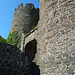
<box><xmin>17</xmin><ymin>3</ymin><xmax>34</xmax><ymax>9</ymax></box>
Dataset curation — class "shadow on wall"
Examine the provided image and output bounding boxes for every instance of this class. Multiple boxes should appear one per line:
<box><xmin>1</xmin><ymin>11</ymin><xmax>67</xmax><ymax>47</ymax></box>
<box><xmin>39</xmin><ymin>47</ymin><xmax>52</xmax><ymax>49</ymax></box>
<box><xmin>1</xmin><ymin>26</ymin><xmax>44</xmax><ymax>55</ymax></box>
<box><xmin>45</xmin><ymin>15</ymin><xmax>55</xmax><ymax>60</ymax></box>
<box><xmin>23</xmin><ymin>39</ymin><xmax>40</xmax><ymax>75</ymax></box>
<box><xmin>0</xmin><ymin>41</ymin><xmax>40</xmax><ymax>75</ymax></box>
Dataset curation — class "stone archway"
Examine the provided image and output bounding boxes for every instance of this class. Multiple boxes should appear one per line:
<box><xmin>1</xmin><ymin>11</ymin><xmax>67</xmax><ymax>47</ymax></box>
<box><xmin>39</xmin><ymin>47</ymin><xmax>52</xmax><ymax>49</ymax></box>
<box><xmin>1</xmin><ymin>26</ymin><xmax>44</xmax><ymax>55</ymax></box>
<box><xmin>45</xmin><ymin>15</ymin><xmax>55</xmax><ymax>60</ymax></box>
<box><xmin>22</xmin><ymin>39</ymin><xmax>40</xmax><ymax>75</ymax></box>
<box><xmin>25</xmin><ymin>39</ymin><xmax>37</xmax><ymax>63</ymax></box>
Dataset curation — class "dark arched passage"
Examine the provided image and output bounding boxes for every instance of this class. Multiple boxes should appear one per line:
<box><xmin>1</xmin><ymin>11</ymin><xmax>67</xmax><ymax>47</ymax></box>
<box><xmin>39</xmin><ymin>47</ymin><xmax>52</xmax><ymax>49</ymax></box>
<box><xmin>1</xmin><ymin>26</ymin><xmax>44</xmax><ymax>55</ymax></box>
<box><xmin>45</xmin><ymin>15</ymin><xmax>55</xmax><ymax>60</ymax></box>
<box><xmin>25</xmin><ymin>39</ymin><xmax>37</xmax><ymax>63</ymax></box>
<box><xmin>23</xmin><ymin>39</ymin><xmax>40</xmax><ymax>75</ymax></box>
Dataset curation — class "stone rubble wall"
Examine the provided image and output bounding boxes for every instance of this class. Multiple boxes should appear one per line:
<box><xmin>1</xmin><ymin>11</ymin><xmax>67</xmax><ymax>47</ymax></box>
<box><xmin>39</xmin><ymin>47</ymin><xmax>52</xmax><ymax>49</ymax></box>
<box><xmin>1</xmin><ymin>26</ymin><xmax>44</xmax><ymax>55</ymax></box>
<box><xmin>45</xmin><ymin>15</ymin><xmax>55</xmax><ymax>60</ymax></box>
<box><xmin>36</xmin><ymin>0</ymin><xmax>75</xmax><ymax>75</ymax></box>
<box><xmin>0</xmin><ymin>42</ymin><xmax>25</xmax><ymax>75</ymax></box>
<box><xmin>0</xmin><ymin>42</ymin><xmax>40</xmax><ymax>75</ymax></box>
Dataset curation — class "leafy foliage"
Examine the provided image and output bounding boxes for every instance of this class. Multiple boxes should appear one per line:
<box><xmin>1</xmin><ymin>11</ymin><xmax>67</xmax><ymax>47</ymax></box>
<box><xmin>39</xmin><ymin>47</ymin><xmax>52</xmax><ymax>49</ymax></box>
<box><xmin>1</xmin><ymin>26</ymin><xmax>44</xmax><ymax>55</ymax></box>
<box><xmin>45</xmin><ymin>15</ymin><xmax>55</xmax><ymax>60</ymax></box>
<box><xmin>6</xmin><ymin>31</ymin><xmax>19</xmax><ymax>46</ymax></box>
<box><xmin>0</xmin><ymin>36</ymin><xmax>6</xmax><ymax>43</ymax></box>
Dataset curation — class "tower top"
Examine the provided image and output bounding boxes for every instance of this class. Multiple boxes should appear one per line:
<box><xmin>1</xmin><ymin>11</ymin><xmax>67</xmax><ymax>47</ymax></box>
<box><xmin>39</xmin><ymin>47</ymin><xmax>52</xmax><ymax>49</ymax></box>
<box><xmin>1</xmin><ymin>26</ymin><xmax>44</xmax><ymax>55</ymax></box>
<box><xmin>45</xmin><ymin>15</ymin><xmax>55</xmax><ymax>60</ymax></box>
<box><xmin>17</xmin><ymin>3</ymin><xmax>34</xmax><ymax>10</ymax></box>
<box><xmin>10</xmin><ymin>3</ymin><xmax>39</xmax><ymax>47</ymax></box>
<box><xmin>17</xmin><ymin>3</ymin><xmax>23</xmax><ymax>9</ymax></box>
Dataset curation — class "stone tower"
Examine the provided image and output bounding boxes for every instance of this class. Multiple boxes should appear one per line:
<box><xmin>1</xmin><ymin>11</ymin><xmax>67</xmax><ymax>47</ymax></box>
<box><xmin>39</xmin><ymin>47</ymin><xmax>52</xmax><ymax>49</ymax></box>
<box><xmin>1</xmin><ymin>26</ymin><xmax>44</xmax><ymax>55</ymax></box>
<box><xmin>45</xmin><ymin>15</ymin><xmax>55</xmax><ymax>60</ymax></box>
<box><xmin>36</xmin><ymin>0</ymin><xmax>75</xmax><ymax>75</ymax></box>
<box><xmin>10</xmin><ymin>3</ymin><xmax>39</xmax><ymax>47</ymax></box>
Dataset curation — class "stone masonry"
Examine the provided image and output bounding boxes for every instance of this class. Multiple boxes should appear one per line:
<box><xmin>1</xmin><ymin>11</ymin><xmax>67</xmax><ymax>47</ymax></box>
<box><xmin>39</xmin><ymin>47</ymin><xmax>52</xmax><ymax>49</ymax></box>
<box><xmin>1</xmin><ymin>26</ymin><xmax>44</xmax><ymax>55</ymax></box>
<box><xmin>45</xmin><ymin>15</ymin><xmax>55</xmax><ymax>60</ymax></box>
<box><xmin>0</xmin><ymin>0</ymin><xmax>75</xmax><ymax>75</ymax></box>
<box><xmin>18</xmin><ymin>0</ymin><xmax>75</xmax><ymax>75</ymax></box>
<box><xmin>0</xmin><ymin>42</ymin><xmax>40</xmax><ymax>75</ymax></box>
<box><xmin>35</xmin><ymin>0</ymin><xmax>75</xmax><ymax>75</ymax></box>
<box><xmin>0</xmin><ymin>42</ymin><xmax>24</xmax><ymax>75</ymax></box>
<box><xmin>10</xmin><ymin>3</ymin><xmax>39</xmax><ymax>48</ymax></box>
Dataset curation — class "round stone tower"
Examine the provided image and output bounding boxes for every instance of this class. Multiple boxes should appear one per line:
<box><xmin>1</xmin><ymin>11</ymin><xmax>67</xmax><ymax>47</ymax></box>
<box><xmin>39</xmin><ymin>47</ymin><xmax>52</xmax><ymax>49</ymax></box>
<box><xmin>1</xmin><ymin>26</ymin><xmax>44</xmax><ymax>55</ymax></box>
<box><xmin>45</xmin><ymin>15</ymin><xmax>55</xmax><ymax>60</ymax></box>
<box><xmin>36</xmin><ymin>0</ymin><xmax>75</xmax><ymax>75</ymax></box>
<box><xmin>10</xmin><ymin>3</ymin><xmax>39</xmax><ymax>47</ymax></box>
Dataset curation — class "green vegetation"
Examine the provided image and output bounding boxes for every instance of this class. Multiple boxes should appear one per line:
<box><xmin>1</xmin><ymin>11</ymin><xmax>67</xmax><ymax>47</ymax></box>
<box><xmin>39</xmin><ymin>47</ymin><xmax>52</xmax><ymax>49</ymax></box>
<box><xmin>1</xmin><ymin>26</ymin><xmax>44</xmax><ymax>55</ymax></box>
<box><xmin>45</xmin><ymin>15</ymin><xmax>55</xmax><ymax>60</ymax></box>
<box><xmin>6</xmin><ymin>31</ymin><xmax>19</xmax><ymax>46</ymax></box>
<box><xmin>29</xmin><ymin>26</ymin><xmax>37</xmax><ymax>33</ymax></box>
<box><xmin>37</xmin><ymin>0</ymin><xmax>39</xmax><ymax>2</ymax></box>
<box><xmin>0</xmin><ymin>36</ymin><xmax>6</xmax><ymax>43</ymax></box>
<box><xmin>25</xmin><ymin>33</ymin><xmax>28</xmax><ymax>37</ymax></box>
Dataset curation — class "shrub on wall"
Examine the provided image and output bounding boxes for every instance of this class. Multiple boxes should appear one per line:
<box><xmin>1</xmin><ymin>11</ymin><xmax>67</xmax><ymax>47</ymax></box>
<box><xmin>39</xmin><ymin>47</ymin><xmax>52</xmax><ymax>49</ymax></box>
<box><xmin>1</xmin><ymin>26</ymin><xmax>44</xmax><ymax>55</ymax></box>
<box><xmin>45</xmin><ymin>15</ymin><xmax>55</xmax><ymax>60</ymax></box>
<box><xmin>6</xmin><ymin>31</ymin><xmax>19</xmax><ymax>46</ymax></box>
<box><xmin>0</xmin><ymin>36</ymin><xmax>6</xmax><ymax>43</ymax></box>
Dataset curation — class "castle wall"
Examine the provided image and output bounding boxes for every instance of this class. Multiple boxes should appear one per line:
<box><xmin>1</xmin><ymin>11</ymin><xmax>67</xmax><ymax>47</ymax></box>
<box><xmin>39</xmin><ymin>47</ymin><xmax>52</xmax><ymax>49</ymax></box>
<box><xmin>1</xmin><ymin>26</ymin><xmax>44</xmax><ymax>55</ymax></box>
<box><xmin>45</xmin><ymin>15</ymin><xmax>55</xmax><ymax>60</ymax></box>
<box><xmin>36</xmin><ymin>0</ymin><xmax>75</xmax><ymax>75</ymax></box>
<box><xmin>21</xmin><ymin>28</ymin><xmax>38</xmax><ymax>52</ymax></box>
<box><xmin>10</xmin><ymin>3</ymin><xmax>39</xmax><ymax>48</ymax></box>
<box><xmin>6</xmin><ymin>1</ymin><xmax>75</xmax><ymax>75</ymax></box>
<box><xmin>0</xmin><ymin>42</ymin><xmax>26</xmax><ymax>74</ymax></box>
<box><xmin>25</xmin><ymin>29</ymin><xmax>38</xmax><ymax>46</ymax></box>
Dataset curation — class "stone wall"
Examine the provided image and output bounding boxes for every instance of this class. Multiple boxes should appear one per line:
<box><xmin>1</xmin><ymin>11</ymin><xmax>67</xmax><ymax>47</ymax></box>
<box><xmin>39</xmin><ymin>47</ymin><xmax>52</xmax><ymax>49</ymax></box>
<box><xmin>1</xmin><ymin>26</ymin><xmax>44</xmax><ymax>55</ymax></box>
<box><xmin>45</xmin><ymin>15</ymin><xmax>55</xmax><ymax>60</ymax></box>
<box><xmin>0</xmin><ymin>42</ymin><xmax>25</xmax><ymax>75</ymax></box>
<box><xmin>20</xmin><ymin>27</ymin><xmax>38</xmax><ymax>52</ymax></box>
<box><xmin>10</xmin><ymin>3</ymin><xmax>39</xmax><ymax>48</ymax></box>
<box><xmin>24</xmin><ymin>29</ymin><xmax>38</xmax><ymax>48</ymax></box>
<box><xmin>36</xmin><ymin>0</ymin><xmax>75</xmax><ymax>75</ymax></box>
<box><xmin>2</xmin><ymin>1</ymin><xmax>75</xmax><ymax>75</ymax></box>
<box><xmin>0</xmin><ymin>42</ymin><xmax>40</xmax><ymax>75</ymax></box>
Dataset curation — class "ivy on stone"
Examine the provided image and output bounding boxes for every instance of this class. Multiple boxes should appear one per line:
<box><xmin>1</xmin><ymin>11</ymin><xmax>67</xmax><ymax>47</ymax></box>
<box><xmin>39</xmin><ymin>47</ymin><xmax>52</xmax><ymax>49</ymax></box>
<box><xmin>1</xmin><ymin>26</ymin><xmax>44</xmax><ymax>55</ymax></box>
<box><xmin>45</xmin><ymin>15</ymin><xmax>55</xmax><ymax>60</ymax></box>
<box><xmin>6</xmin><ymin>31</ymin><xmax>19</xmax><ymax>46</ymax></box>
<box><xmin>0</xmin><ymin>36</ymin><xmax>6</xmax><ymax>43</ymax></box>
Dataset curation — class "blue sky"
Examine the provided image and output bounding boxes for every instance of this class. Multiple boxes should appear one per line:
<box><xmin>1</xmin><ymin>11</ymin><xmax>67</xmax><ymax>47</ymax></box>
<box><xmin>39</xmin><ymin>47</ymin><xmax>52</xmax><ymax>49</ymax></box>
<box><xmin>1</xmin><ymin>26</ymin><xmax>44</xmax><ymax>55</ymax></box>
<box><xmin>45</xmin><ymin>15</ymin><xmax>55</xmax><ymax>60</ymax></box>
<box><xmin>0</xmin><ymin>0</ymin><xmax>39</xmax><ymax>39</ymax></box>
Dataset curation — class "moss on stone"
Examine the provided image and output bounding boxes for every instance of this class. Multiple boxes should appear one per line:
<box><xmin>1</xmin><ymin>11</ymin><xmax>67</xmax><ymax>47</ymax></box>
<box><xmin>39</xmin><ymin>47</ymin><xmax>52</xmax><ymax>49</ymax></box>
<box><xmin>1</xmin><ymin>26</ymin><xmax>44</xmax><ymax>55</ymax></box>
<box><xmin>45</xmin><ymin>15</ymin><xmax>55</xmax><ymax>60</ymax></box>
<box><xmin>6</xmin><ymin>31</ymin><xmax>19</xmax><ymax>46</ymax></box>
<box><xmin>0</xmin><ymin>36</ymin><xmax>6</xmax><ymax>43</ymax></box>
<box><xmin>25</xmin><ymin>33</ymin><xmax>28</xmax><ymax>37</ymax></box>
<box><xmin>37</xmin><ymin>0</ymin><xmax>39</xmax><ymax>2</ymax></box>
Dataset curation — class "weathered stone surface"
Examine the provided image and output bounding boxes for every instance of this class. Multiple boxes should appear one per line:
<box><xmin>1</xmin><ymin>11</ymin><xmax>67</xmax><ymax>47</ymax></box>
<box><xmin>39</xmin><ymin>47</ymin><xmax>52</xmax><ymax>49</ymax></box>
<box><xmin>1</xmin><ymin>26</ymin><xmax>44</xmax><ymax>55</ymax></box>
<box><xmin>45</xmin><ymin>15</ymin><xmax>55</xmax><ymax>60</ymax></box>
<box><xmin>0</xmin><ymin>42</ymin><xmax>23</xmax><ymax>75</ymax></box>
<box><xmin>18</xmin><ymin>1</ymin><xmax>75</xmax><ymax>75</ymax></box>
<box><xmin>1</xmin><ymin>0</ymin><xmax>75</xmax><ymax>75</ymax></box>
<box><xmin>35</xmin><ymin>0</ymin><xmax>75</xmax><ymax>75</ymax></box>
<box><xmin>0</xmin><ymin>42</ymin><xmax>40</xmax><ymax>75</ymax></box>
<box><xmin>25</xmin><ymin>28</ymin><xmax>38</xmax><ymax>47</ymax></box>
<box><xmin>10</xmin><ymin>3</ymin><xmax>39</xmax><ymax>48</ymax></box>
<box><xmin>20</xmin><ymin>27</ymin><xmax>38</xmax><ymax>52</ymax></box>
